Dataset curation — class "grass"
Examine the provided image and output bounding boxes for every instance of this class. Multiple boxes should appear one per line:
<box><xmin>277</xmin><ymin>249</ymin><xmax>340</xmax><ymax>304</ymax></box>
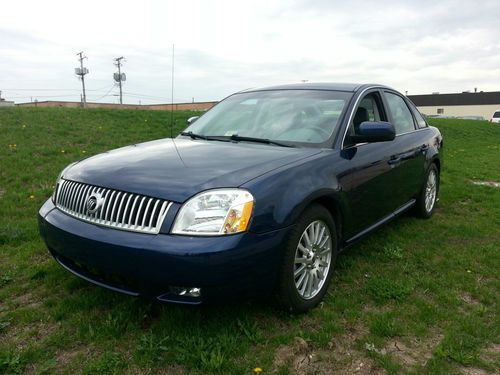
<box><xmin>0</xmin><ymin>108</ymin><xmax>499</xmax><ymax>374</ymax></box>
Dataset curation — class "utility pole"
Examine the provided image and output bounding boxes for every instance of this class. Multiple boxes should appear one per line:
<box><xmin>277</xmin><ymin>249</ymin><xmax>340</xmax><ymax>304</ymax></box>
<box><xmin>75</xmin><ymin>52</ymin><xmax>89</xmax><ymax>106</ymax></box>
<box><xmin>113</xmin><ymin>56</ymin><xmax>126</xmax><ymax>104</ymax></box>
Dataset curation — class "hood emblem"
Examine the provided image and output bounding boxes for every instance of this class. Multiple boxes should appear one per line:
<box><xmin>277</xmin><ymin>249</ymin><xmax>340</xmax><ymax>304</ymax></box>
<box><xmin>86</xmin><ymin>192</ymin><xmax>103</xmax><ymax>214</ymax></box>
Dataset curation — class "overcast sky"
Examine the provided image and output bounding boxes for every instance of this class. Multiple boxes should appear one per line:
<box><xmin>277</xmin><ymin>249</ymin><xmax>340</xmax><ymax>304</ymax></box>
<box><xmin>1</xmin><ymin>0</ymin><xmax>499</xmax><ymax>104</ymax></box>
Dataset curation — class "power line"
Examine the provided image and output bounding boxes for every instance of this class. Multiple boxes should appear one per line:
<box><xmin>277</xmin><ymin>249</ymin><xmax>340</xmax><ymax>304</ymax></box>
<box><xmin>0</xmin><ymin>86</ymin><xmax>112</xmax><ymax>92</ymax></box>
<box><xmin>90</xmin><ymin>84</ymin><xmax>117</xmax><ymax>101</ymax></box>
<box><xmin>122</xmin><ymin>91</ymin><xmax>192</xmax><ymax>102</ymax></box>
<box><xmin>7</xmin><ymin>94</ymin><xmax>81</xmax><ymax>99</ymax></box>
<box><xmin>75</xmin><ymin>52</ymin><xmax>89</xmax><ymax>106</ymax></box>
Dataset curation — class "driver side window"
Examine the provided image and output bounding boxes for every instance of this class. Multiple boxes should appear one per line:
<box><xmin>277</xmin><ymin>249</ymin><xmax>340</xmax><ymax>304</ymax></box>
<box><xmin>346</xmin><ymin>92</ymin><xmax>386</xmax><ymax>144</ymax></box>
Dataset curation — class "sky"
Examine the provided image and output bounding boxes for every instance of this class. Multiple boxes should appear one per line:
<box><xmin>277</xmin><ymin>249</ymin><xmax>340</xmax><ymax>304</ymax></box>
<box><xmin>1</xmin><ymin>0</ymin><xmax>499</xmax><ymax>104</ymax></box>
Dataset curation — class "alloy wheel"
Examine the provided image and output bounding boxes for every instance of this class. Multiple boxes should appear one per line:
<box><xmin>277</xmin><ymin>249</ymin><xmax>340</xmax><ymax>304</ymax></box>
<box><xmin>425</xmin><ymin>169</ymin><xmax>437</xmax><ymax>213</ymax></box>
<box><xmin>293</xmin><ymin>220</ymin><xmax>332</xmax><ymax>300</ymax></box>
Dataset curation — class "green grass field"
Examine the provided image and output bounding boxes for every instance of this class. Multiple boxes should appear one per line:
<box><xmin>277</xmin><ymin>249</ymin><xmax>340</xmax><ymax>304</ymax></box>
<box><xmin>0</xmin><ymin>107</ymin><xmax>499</xmax><ymax>374</ymax></box>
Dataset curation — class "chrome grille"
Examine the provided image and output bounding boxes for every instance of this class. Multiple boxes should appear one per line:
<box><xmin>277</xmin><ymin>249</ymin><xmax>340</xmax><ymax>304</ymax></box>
<box><xmin>55</xmin><ymin>179</ymin><xmax>171</xmax><ymax>234</ymax></box>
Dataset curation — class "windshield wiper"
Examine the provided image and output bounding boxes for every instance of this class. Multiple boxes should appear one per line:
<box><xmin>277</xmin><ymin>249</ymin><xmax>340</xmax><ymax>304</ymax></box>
<box><xmin>228</xmin><ymin>134</ymin><xmax>296</xmax><ymax>148</ymax></box>
<box><xmin>180</xmin><ymin>131</ymin><xmax>210</xmax><ymax>140</ymax></box>
<box><xmin>180</xmin><ymin>131</ymin><xmax>295</xmax><ymax>147</ymax></box>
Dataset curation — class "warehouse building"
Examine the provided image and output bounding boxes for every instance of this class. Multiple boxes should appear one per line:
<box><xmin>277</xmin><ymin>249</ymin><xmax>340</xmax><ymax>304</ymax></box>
<box><xmin>408</xmin><ymin>91</ymin><xmax>500</xmax><ymax>120</ymax></box>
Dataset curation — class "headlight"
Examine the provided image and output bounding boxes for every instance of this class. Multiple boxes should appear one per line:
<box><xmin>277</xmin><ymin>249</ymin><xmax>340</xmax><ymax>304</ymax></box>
<box><xmin>172</xmin><ymin>189</ymin><xmax>254</xmax><ymax>235</ymax></box>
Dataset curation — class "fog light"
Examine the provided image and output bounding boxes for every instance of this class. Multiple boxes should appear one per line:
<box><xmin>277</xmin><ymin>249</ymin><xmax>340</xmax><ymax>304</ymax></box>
<box><xmin>170</xmin><ymin>286</ymin><xmax>202</xmax><ymax>298</ymax></box>
<box><xmin>188</xmin><ymin>287</ymin><xmax>201</xmax><ymax>297</ymax></box>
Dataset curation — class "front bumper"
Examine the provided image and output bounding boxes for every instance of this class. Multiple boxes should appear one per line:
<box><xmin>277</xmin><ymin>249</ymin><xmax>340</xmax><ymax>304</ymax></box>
<box><xmin>38</xmin><ymin>199</ymin><xmax>291</xmax><ymax>304</ymax></box>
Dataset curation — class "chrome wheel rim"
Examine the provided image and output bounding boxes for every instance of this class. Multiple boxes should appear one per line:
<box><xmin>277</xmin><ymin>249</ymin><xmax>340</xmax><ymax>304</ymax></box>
<box><xmin>294</xmin><ymin>220</ymin><xmax>332</xmax><ymax>300</ymax></box>
<box><xmin>425</xmin><ymin>169</ymin><xmax>437</xmax><ymax>213</ymax></box>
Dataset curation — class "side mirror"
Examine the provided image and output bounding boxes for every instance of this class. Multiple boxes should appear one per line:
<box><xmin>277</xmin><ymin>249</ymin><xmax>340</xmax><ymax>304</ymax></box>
<box><xmin>349</xmin><ymin>121</ymin><xmax>395</xmax><ymax>143</ymax></box>
<box><xmin>186</xmin><ymin>116</ymin><xmax>199</xmax><ymax>125</ymax></box>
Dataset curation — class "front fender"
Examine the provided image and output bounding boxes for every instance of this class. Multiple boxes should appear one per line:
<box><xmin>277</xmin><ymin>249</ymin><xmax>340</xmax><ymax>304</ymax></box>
<box><xmin>243</xmin><ymin>150</ymin><xmax>351</xmax><ymax>237</ymax></box>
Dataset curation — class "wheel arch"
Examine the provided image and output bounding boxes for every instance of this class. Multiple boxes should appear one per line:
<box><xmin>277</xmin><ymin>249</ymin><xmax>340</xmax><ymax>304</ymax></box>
<box><xmin>432</xmin><ymin>157</ymin><xmax>441</xmax><ymax>173</ymax></box>
<box><xmin>301</xmin><ymin>194</ymin><xmax>344</xmax><ymax>243</ymax></box>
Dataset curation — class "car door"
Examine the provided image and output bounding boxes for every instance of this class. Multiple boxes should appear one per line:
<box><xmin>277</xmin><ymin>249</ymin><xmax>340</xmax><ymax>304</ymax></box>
<box><xmin>382</xmin><ymin>91</ymin><xmax>427</xmax><ymax>201</ymax></box>
<box><xmin>341</xmin><ymin>90</ymin><xmax>401</xmax><ymax>236</ymax></box>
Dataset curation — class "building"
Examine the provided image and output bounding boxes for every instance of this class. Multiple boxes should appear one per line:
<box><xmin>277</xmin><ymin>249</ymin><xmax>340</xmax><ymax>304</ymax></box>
<box><xmin>0</xmin><ymin>98</ymin><xmax>15</xmax><ymax>107</ymax></box>
<box><xmin>408</xmin><ymin>91</ymin><xmax>500</xmax><ymax>120</ymax></box>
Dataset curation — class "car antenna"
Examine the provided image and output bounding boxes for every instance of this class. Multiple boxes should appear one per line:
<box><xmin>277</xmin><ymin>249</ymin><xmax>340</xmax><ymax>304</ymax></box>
<box><xmin>170</xmin><ymin>44</ymin><xmax>175</xmax><ymax>139</ymax></box>
<box><xmin>169</xmin><ymin>43</ymin><xmax>186</xmax><ymax>167</ymax></box>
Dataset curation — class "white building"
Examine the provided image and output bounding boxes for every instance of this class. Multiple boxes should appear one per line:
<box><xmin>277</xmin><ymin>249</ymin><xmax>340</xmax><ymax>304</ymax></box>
<box><xmin>0</xmin><ymin>98</ymin><xmax>15</xmax><ymax>107</ymax></box>
<box><xmin>408</xmin><ymin>91</ymin><xmax>500</xmax><ymax>120</ymax></box>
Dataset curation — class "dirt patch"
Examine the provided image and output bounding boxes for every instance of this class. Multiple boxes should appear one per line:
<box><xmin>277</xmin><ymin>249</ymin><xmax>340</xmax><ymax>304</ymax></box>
<box><xmin>154</xmin><ymin>364</ymin><xmax>187</xmax><ymax>374</ymax></box>
<box><xmin>273</xmin><ymin>337</ymin><xmax>312</xmax><ymax>374</ymax></box>
<box><xmin>55</xmin><ymin>347</ymin><xmax>90</xmax><ymax>370</ymax></box>
<box><xmin>385</xmin><ymin>333</ymin><xmax>444</xmax><ymax>367</ymax></box>
<box><xmin>480</xmin><ymin>343</ymin><xmax>500</xmax><ymax>372</ymax></box>
<box><xmin>460</xmin><ymin>293</ymin><xmax>481</xmax><ymax>306</ymax></box>
<box><xmin>272</xmin><ymin>325</ymin><xmax>386</xmax><ymax>374</ymax></box>
<box><xmin>2</xmin><ymin>318</ymin><xmax>61</xmax><ymax>351</ymax></box>
<box><xmin>362</xmin><ymin>304</ymin><xmax>393</xmax><ymax>314</ymax></box>
<box><xmin>458</xmin><ymin>344</ymin><xmax>500</xmax><ymax>375</ymax></box>
<box><xmin>471</xmin><ymin>180</ymin><xmax>500</xmax><ymax>188</ymax></box>
<box><xmin>12</xmin><ymin>292</ymin><xmax>43</xmax><ymax>309</ymax></box>
<box><xmin>461</xmin><ymin>368</ymin><xmax>490</xmax><ymax>375</ymax></box>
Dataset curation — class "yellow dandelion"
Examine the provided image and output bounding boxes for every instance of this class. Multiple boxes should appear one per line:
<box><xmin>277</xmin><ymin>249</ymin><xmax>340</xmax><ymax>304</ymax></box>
<box><xmin>253</xmin><ymin>367</ymin><xmax>262</xmax><ymax>374</ymax></box>
<box><xmin>82</xmin><ymin>150</ymin><xmax>86</xmax><ymax>154</ymax></box>
<box><xmin>61</xmin><ymin>150</ymin><xmax>65</xmax><ymax>153</ymax></box>
<box><xmin>29</xmin><ymin>195</ymin><xmax>35</xmax><ymax>199</ymax></box>
<box><xmin>22</xmin><ymin>125</ymin><xmax>26</xmax><ymax>128</ymax></box>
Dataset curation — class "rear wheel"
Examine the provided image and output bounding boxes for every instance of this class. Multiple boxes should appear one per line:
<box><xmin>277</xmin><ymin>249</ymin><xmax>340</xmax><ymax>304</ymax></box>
<box><xmin>415</xmin><ymin>163</ymin><xmax>439</xmax><ymax>218</ymax></box>
<box><xmin>276</xmin><ymin>204</ymin><xmax>337</xmax><ymax>312</ymax></box>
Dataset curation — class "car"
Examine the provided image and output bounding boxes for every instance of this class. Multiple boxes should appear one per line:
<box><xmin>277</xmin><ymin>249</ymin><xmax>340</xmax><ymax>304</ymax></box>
<box><xmin>38</xmin><ymin>83</ymin><xmax>443</xmax><ymax>312</ymax></box>
<box><xmin>490</xmin><ymin>110</ymin><xmax>500</xmax><ymax>123</ymax></box>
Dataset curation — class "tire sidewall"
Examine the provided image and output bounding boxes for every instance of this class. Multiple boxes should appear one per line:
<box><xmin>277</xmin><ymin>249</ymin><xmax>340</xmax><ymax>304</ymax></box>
<box><xmin>419</xmin><ymin>163</ymin><xmax>440</xmax><ymax>218</ymax></box>
<box><xmin>279</xmin><ymin>204</ymin><xmax>337</xmax><ymax>312</ymax></box>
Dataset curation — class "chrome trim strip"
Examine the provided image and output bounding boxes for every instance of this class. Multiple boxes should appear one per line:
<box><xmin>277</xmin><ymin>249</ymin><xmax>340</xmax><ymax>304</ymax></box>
<box><xmin>104</xmin><ymin>190</ymin><xmax>116</xmax><ymax>225</ymax></box>
<box><xmin>135</xmin><ymin>196</ymin><xmax>147</xmax><ymax>228</ymax></box>
<box><xmin>345</xmin><ymin>199</ymin><xmax>416</xmax><ymax>244</ymax></box>
<box><xmin>141</xmin><ymin>198</ymin><xmax>153</xmax><ymax>228</ymax></box>
<box><xmin>55</xmin><ymin>179</ymin><xmax>170</xmax><ymax>234</ymax></box>
<box><xmin>149</xmin><ymin>200</ymin><xmax>160</xmax><ymax>228</ymax></box>
<box><xmin>156</xmin><ymin>202</ymin><xmax>172</xmax><ymax>230</ymax></box>
<box><xmin>340</xmin><ymin>86</ymin><xmax>380</xmax><ymax>150</ymax></box>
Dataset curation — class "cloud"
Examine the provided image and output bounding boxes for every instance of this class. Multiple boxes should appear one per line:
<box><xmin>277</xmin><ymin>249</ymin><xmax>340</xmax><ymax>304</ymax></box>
<box><xmin>0</xmin><ymin>0</ymin><xmax>499</xmax><ymax>103</ymax></box>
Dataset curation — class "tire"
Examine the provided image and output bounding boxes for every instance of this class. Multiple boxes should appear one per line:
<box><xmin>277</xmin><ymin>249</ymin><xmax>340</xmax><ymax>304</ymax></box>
<box><xmin>275</xmin><ymin>204</ymin><xmax>337</xmax><ymax>313</ymax></box>
<box><xmin>415</xmin><ymin>163</ymin><xmax>440</xmax><ymax>218</ymax></box>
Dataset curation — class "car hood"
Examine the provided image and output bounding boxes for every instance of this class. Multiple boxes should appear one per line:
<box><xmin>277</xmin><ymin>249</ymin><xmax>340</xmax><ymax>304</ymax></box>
<box><xmin>64</xmin><ymin>138</ymin><xmax>321</xmax><ymax>202</ymax></box>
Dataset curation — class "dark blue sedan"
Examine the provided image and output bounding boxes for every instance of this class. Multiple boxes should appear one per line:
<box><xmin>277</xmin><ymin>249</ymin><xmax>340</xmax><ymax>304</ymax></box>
<box><xmin>38</xmin><ymin>83</ymin><xmax>443</xmax><ymax>312</ymax></box>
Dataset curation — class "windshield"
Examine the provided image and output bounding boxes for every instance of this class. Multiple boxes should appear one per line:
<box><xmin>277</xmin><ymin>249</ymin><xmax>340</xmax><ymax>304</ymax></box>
<box><xmin>183</xmin><ymin>90</ymin><xmax>352</xmax><ymax>146</ymax></box>
<box><xmin>493</xmin><ymin>111</ymin><xmax>500</xmax><ymax>118</ymax></box>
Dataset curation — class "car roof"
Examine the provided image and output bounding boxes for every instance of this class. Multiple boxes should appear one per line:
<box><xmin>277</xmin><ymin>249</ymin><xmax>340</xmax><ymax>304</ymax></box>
<box><xmin>240</xmin><ymin>82</ymin><xmax>392</xmax><ymax>93</ymax></box>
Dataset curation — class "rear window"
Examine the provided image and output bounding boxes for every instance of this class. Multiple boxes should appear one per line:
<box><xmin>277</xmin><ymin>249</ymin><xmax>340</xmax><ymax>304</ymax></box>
<box><xmin>493</xmin><ymin>111</ymin><xmax>500</xmax><ymax>118</ymax></box>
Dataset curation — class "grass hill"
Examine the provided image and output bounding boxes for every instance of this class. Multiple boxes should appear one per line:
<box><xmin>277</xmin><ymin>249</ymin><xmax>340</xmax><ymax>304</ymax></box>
<box><xmin>0</xmin><ymin>107</ymin><xmax>499</xmax><ymax>374</ymax></box>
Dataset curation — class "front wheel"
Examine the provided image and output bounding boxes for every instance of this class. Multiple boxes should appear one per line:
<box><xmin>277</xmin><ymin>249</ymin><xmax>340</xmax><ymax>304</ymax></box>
<box><xmin>415</xmin><ymin>163</ymin><xmax>440</xmax><ymax>218</ymax></box>
<box><xmin>275</xmin><ymin>204</ymin><xmax>337</xmax><ymax>313</ymax></box>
